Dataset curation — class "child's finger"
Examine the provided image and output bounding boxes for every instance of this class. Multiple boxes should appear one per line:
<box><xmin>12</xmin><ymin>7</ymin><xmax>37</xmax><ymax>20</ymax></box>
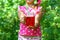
<box><xmin>28</xmin><ymin>26</ymin><xmax>36</xmax><ymax>29</ymax></box>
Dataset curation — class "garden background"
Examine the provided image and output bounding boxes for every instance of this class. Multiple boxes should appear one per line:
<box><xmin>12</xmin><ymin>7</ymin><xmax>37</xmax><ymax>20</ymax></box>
<box><xmin>0</xmin><ymin>0</ymin><xmax>60</xmax><ymax>40</ymax></box>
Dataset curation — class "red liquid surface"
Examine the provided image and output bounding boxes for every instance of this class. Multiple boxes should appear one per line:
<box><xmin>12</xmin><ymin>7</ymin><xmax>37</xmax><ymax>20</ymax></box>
<box><xmin>25</xmin><ymin>17</ymin><xmax>35</xmax><ymax>27</ymax></box>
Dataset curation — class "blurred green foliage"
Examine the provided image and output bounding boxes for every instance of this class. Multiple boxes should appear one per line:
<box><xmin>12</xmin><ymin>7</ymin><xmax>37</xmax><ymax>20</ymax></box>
<box><xmin>0</xmin><ymin>0</ymin><xmax>60</xmax><ymax>40</ymax></box>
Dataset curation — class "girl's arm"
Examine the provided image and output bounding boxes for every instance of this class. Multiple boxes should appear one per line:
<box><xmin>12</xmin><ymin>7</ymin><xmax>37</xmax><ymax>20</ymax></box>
<box><xmin>35</xmin><ymin>8</ymin><xmax>43</xmax><ymax>27</ymax></box>
<box><xmin>18</xmin><ymin>10</ymin><xmax>25</xmax><ymax>24</ymax></box>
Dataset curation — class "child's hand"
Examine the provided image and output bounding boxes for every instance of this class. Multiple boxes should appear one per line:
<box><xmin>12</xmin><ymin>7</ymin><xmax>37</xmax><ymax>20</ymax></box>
<box><xmin>28</xmin><ymin>24</ymin><xmax>38</xmax><ymax>29</ymax></box>
<box><xmin>28</xmin><ymin>26</ymin><xmax>37</xmax><ymax>29</ymax></box>
<box><xmin>34</xmin><ymin>22</ymin><xmax>39</xmax><ymax>27</ymax></box>
<box><xmin>20</xmin><ymin>17</ymin><xmax>26</xmax><ymax>24</ymax></box>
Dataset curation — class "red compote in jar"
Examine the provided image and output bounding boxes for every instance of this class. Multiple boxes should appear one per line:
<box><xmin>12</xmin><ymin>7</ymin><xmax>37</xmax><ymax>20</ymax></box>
<box><xmin>25</xmin><ymin>16</ymin><xmax>35</xmax><ymax>27</ymax></box>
